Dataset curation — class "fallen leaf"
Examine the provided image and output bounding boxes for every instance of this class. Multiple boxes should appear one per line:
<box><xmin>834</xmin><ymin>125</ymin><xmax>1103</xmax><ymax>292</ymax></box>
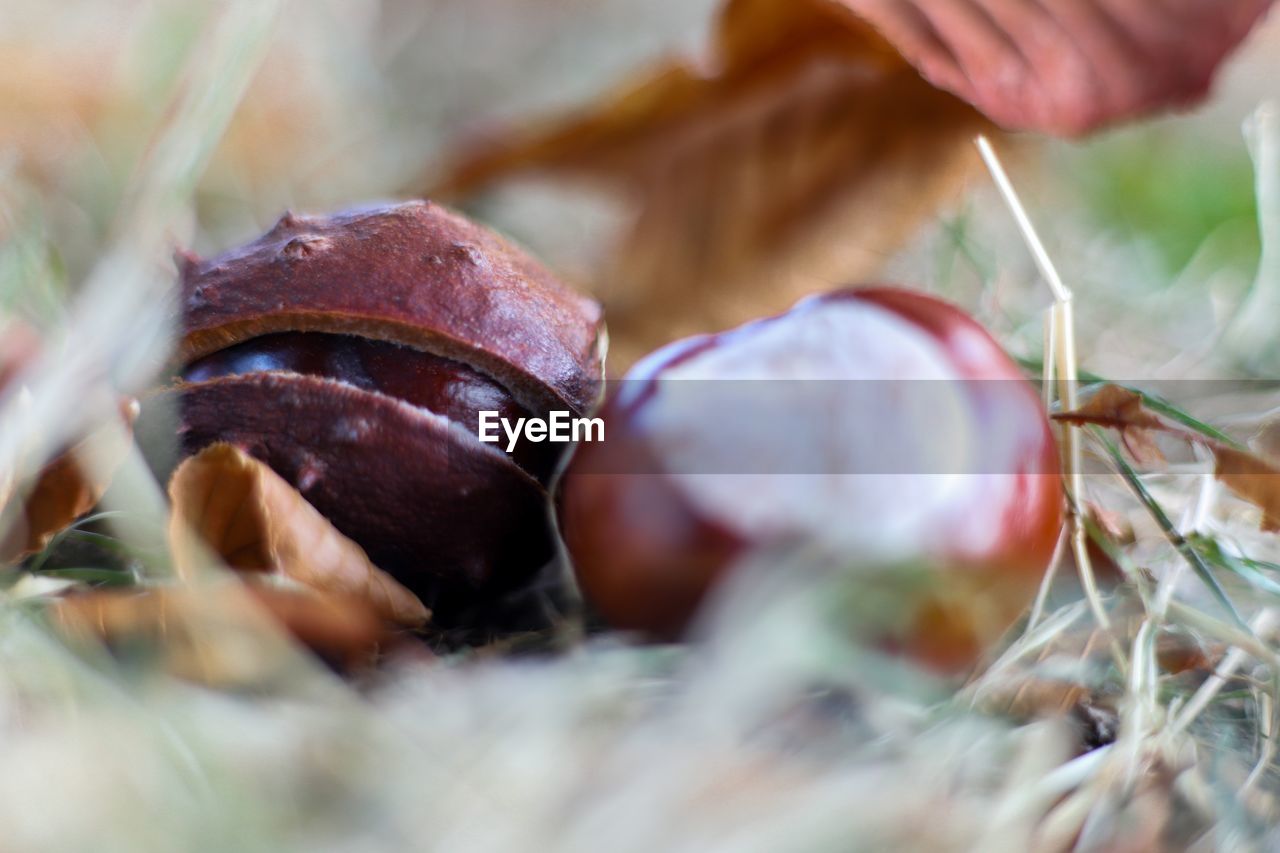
<box><xmin>432</xmin><ymin>0</ymin><xmax>1269</xmax><ymax>367</ymax></box>
<box><xmin>973</xmin><ymin>594</ymin><xmax>1217</xmax><ymax>752</ymax></box>
<box><xmin>0</xmin><ymin>321</ymin><xmax>137</xmax><ymax>562</ymax></box>
<box><xmin>239</xmin><ymin>583</ymin><xmax>412</xmax><ymax>670</ymax></box>
<box><xmin>168</xmin><ymin>443</ymin><xmax>430</xmax><ymax>629</ymax></box>
<box><xmin>970</xmin><ymin>597</ymin><xmax>1131</xmax><ymax>751</ymax></box>
<box><xmin>1058</xmin><ymin>385</ymin><xmax>1280</xmax><ymax>535</ymax></box>
<box><xmin>2</xmin><ymin>448</ymin><xmax>105</xmax><ymax>561</ymax></box>
<box><xmin>845</xmin><ymin>0</ymin><xmax>1273</xmax><ymax>136</ymax></box>
<box><xmin>1156</xmin><ymin>630</ymin><xmax>1220</xmax><ymax>676</ymax></box>
<box><xmin>434</xmin><ymin>0</ymin><xmax>990</xmax><ymax>366</ymax></box>
<box><xmin>49</xmin><ymin>583</ymin><xmax>393</xmax><ymax>682</ymax></box>
<box><xmin>1054</xmin><ymin>385</ymin><xmax>1166</xmax><ymax>465</ymax></box>
<box><xmin>1214</xmin><ymin>445</ymin><xmax>1280</xmax><ymax>532</ymax></box>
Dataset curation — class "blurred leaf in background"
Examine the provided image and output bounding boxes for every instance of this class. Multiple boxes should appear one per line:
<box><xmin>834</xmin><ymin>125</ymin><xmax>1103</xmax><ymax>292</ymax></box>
<box><xmin>431</xmin><ymin>0</ymin><xmax>1274</xmax><ymax>369</ymax></box>
<box><xmin>434</xmin><ymin>0</ymin><xmax>990</xmax><ymax>368</ymax></box>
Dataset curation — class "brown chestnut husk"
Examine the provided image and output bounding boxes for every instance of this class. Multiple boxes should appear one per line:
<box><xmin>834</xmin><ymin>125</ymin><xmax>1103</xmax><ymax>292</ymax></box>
<box><xmin>167</xmin><ymin>201</ymin><xmax>605</xmax><ymax>626</ymax></box>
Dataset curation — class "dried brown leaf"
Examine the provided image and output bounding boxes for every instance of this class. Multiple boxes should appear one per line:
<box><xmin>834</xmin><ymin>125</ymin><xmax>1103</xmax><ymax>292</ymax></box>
<box><xmin>238</xmin><ymin>583</ymin><xmax>407</xmax><ymax>670</ymax></box>
<box><xmin>1059</xmin><ymin>385</ymin><xmax>1280</xmax><ymax>535</ymax></box>
<box><xmin>845</xmin><ymin>0</ymin><xmax>1273</xmax><ymax>136</ymax></box>
<box><xmin>1214</xmin><ymin>445</ymin><xmax>1280</xmax><ymax>532</ymax></box>
<box><xmin>0</xmin><ymin>322</ymin><xmax>136</xmax><ymax>561</ymax></box>
<box><xmin>1155</xmin><ymin>631</ymin><xmax>1220</xmax><ymax>677</ymax></box>
<box><xmin>2</xmin><ymin>450</ymin><xmax>103</xmax><ymax>561</ymax></box>
<box><xmin>972</xmin><ymin>597</ymin><xmax>1128</xmax><ymax>752</ymax></box>
<box><xmin>1054</xmin><ymin>385</ymin><xmax>1166</xmax><ymax>465</ymax></box>
<box><xmin>434</xmin><ymin>0</ymin><xmax>989</xmax><ymax>366</ymax></box>
<box><xmin>432</xmin><ymin>0</ymin><xmax>1268</xmax><ymax>367</ymax></box>
<box><xmin>9</xmin><ymin>407</ymin><xmax>140</xmax><ymax>561</ymax></box>
<box><xmin>168</xmin><ymin>443</ymin><xmax>429</xmax><ymax>628</ymax></box>
<box><xmin>49</xmin><ymin>583</ymin><xmax>392</xmax><ymax>681</ymax></box>
<box><xmin>975</xmin><ymin>595</ymin><xmax>1216</xmax><ymax>752</ymax></box>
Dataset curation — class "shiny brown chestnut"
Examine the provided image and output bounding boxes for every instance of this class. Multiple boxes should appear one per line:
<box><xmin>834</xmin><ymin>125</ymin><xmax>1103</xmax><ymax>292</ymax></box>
<box><xmin>560</xmin><ymin>287</ymin><xmax>1063</xmax><ymax>671</ymax></box>
<box><xmin>172</xmin><ymin>201</ymin><xmax>605</xmax><ymax>624</ymax></box>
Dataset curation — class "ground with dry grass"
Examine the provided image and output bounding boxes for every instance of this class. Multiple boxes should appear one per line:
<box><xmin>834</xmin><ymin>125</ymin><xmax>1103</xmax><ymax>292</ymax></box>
<box><xmin>4</xmin><ymin>2</ymin><xmax>1280</xmax><ymax>851</ymax></box>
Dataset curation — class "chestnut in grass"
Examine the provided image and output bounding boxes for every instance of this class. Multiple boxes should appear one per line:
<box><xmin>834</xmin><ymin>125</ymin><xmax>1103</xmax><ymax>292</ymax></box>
<box><xmin>170</xmin><ymin>201</ymin><xmax>605</xmax><ymax>625</ymax></box>
<box><xmin>560</xmin><ymin>287</ymin><xmax>1063</xmax><ymax>671</ymax></box>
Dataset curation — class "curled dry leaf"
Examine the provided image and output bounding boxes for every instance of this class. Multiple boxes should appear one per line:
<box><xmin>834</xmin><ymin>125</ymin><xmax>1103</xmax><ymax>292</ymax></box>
<box><xmin>1058</xmin><ymin>384</ymin><xmax>1280</xmax><ymax>534</ymax></box>
<box><xmin>168</xmin><ymin>443</ymin><xmax>430</xmax><ymax>629</ymax></box>
<box><xmin>846</xmin><ymin>0</ymin><xmax>1273</xmax><ymax>136</ymax></box>
<box><xmin>0</xmin><ymin>320</ymin><xmax>136</xmax><ymax>562</ymax></box>
<box><xmin>434</xmin><ymin>0</ymin><xmax>989</xmax><ymax>366</ymax></box>
<box><xmin>49</xmin><ymin>583</ymin><xmax>391</xmax><ymax>682</ymax></box>
<box><xmin>1054</xmin><ymin>384</ymin><xmax>1166</xmax><ymax>465</ymax></box>
<box><xmin>238</xmin><ymin>583</ymin><xmax>416</xmax><ymax>670</ymax></box>
<box><xmin>2</xmin><ymin>447</ymin><xmax>111</xmax><ymax>562</ymax></box>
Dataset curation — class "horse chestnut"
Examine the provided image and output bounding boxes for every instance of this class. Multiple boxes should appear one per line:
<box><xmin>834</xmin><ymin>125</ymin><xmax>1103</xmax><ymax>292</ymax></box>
<box><xmin>172</xmin><ymin>201</ymin><xmax>605</xmax><ymax>625</ymax></box>
<box><xmin>560</xmin><ymin>287</ymin><xmax>1062</xmax><ymax>670</ymax></box>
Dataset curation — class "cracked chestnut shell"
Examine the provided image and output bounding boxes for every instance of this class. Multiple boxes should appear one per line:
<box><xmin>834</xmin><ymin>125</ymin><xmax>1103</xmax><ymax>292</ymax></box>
<box><xmin>561</xmin><ymin>287</ymin><xmax>1062</xmax><ymax>670</ymax></box>
<box><xmin>172</xmin><ymin>201</ymin><xmax>605</xmax><ymax>624</ymax></box>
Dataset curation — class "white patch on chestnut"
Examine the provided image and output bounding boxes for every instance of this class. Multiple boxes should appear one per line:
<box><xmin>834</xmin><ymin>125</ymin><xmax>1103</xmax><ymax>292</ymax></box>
<box><xmin>639</xmin><ymin>298</ymin><xmax>1013</xmax><ymax>560</ymax></box>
